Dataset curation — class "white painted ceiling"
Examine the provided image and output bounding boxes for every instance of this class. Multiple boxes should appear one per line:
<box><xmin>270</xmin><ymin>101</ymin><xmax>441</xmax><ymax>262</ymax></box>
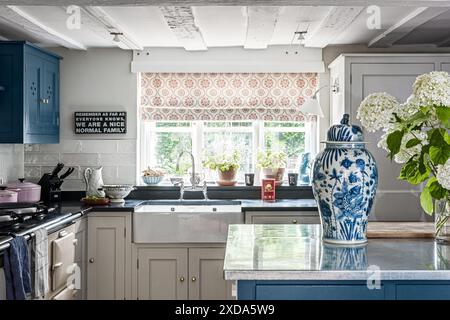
<box><xmin>0</xmin><ymin>5</ymin><xmax>450</xmax><ymax>50</ymax></box>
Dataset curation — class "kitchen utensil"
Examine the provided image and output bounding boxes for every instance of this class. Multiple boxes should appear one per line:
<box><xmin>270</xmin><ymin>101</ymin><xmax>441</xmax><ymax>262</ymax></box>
<box><xmin>84</xmin><ymin>167</ymin><xmax>105</xmax><ymax>198</ymax></box>
<box><xmin>245</xmin><ymin>173</ymin><xmax>255</xmax><ymax>186</ymax></box>
<box><xmin>6</xmin><ymin>179</ymin><xmax>41</xmax><ymax>203</ymax></box>
<box><xmin>59</xmin><ymin>167</ymin><xmax>75</xmax><ymax>180</ymax></box>
<box><xmin>102</xmin><ymin>185</ymin><xmax>135</xmax><ymax>203</ymax></box>
<box><xmin>50</xmin><ymin>163</ymin><xmax>65</xmax><ymax>178</ymax></box>
<box><xmin>0</xmin><ymin>187</ymin><xmax>18</xmax><ymax>203</ymax></box>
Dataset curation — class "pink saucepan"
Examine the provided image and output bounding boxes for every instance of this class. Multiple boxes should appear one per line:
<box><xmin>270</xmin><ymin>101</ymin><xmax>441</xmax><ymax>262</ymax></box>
<box><xmin>5</xmin><ymin>178</ymin><xmax>41</xmax><ymax>203</ymax></box>
<box><xmin>0</xmin><ymin>187</ymin><xmax>18</xmax><ymax>203</ymax></box>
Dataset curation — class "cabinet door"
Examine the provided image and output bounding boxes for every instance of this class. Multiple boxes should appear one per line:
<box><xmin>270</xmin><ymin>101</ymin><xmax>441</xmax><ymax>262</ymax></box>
<box><xmin>350</xmin><ymin>62</ymin><xmax>435</xmax><ymax>221</ymax></box>
<box><xmin>188</xmin><ymin>248</ymin><xmax>233</xmax><ymax>300</ymax></box>
<box><xmin>0</xmin><ymin>50</ymin><xmax>22</xmax><ymax>142</ymax></box>
<box><xmin>136</xmin><ymin>248</ymin><xmax>188</xmax><ymax>300</ymax></box>
<box><xmin>87</xmin><ymin>216</ymin><xmax>126</xmax><ymax>300</ymax></box>
<box><xmin>24</xmin><ymin>52</ymin><xmax>59</xmax><ymax>143</ymax></box>
<box><xmin>40</xmin><ymin>60</ymin><xmax>59</xmax><ymax>136</ymax></box>
<box><xmin>24</xmin><ymin>54</ymin><xmax>43</xmax><ymax>136</ymax></box>
<box><xmin>247</xmin><ymin>213</ymin><xmax>320</xmax><ymax>225</ymax></box>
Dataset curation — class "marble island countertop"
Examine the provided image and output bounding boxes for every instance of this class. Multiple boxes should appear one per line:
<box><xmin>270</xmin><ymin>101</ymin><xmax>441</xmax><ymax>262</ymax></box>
<box><xmin>223</xmin><ymin>224</ymin><xmax>450</xmax><ymax>281</ymax></box>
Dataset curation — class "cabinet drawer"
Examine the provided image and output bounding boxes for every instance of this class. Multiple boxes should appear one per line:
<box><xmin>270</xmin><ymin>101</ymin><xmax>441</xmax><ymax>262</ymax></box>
<box><xmin>396</xmin><ymin>284</ymin><xmax>450</xmax><ymax>300</ymax></box>
<box><xmin>255</xmin><ymin>285</ymin><xmax>385</xmax><ymax>300</ymax></box>
<box><xmin>250</xmin><ymin>215</ymin><xmax>320</xmax><ymax>225</ymax></box>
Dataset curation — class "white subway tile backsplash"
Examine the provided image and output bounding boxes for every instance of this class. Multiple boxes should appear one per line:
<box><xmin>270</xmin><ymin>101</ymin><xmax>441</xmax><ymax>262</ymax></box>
<box><xmin>61</xmin><ymin>153</ymin><xmax>100</xmax><ymax>166</ymax></box>
<box><xmin>24</xmin><ymin>139</ymin><xmax>137</xmax><ymax>190</ymax></box>
<box><xmin>40</xmin><ymin>140</ymin><xmax>82</xmax><ymax>153</ymax></box>
<box><xmin>24</xmin><ymin>166</ymin><xmax>41</xmax><ymax>179</ymax></box>
<box><xmin>82</xmin><ymin>140</ymin><xmax>117</xmax><ymax>153</ymax></box>
<box><xmin>117</xmin><ymin>140</ymin><xmax>136</xmax><ymax>153</ymax></box>
<box><xmin>99</xmin><ymin>153</ymin><xmax>136</xmax><ymax>166</ymax></box>
<box><xmin>25</xmin><ymin>152</ymin><xmax>60</xmax><ymax>165</ymax></box>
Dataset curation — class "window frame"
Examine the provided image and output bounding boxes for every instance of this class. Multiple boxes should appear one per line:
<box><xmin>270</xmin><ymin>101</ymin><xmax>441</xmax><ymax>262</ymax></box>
<box><xmin>139</xmin><ymin>120</ymin><xmax>315</xmax><ymax>184</ymax></box>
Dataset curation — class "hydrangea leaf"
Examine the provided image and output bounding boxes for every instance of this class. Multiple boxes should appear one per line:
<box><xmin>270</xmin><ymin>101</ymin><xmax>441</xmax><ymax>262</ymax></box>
<box><xmin>405</xmin><ymin>138</ymin><xmax>421</xmax><ymax>148</ymax></box>
<box><xmin>429</xmin><ymin>145</ymin><xmax>450</xmax><ymax>165</ymax></box>
<box><xmin>436</xmin><ymin>106</ymin><xmax>450</xmax><ymax>129</ymax></box>
<box><xmin>398</xmin><ymin>159</ymin><xmax>430</xmax><ymax>184</ymax></box>
<box><xmin>386</xmin><ymin>130</ymin><xmax>404</xmax><ymax>159</ymax></box>
<box><xmin>420</xmin><ymin>187</ymin><xmax>434</xmax><ymax>215</ymax></box>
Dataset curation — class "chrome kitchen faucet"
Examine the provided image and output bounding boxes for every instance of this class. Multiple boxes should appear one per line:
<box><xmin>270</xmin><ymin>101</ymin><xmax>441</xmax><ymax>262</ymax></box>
<box><xmin>175</xmin><ymin>151</ymin><xmax>208</xmax><ymax>200</ymax></box>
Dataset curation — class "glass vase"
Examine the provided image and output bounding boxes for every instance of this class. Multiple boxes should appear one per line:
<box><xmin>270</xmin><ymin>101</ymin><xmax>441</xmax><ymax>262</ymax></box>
<box><xmin>435</xmin><ymin>199</ymin><xmax>450</xmax><ymax>243</ymax></box>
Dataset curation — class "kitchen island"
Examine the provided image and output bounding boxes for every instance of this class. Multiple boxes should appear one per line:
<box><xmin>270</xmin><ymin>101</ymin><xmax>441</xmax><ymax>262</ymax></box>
<box><xmin>223</xmin><ymin>224</ymin><xmax>450</xmax><ymax>300</ymax></box>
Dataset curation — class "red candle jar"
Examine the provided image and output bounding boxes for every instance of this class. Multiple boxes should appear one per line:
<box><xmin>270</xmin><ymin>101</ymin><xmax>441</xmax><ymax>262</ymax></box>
<box><xmin>261</xmin><ymin>179</ymin><xmax>276</xmax><ymax>201</ymax></box>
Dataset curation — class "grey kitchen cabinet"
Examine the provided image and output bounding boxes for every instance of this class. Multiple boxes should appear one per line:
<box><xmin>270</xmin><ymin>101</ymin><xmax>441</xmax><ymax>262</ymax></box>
<box><xmin>188</xmin><ymin>247</ymin><xmax>233</xmax><ymax>300</ymax></box>
<box><xmin>328</xmin><ymin>54</ymin><xmax>450</xmax><ymax>222</ymax></box>
<box><xmin>245</xmin><ymin>211</ymin><xmax>320</xmax><ymax>225</ymax></box>
<box><xmin>136</xmin><ymin>247</ymin><xmax>188</xmax><ymax>300</ymax></box>
<box><xmin>133</xmin><ymin>245</ymin><xmax>233</xmax><ymax>300</ymax></box>
<box><xmin>87</xmin><ymin>212</ymin><xmax>132</xmax><ymax>300</ymax></box>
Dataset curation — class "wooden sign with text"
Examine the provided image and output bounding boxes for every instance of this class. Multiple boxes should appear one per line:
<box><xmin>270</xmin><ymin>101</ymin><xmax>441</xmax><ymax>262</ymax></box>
<box><xmin>74</xmin><ymin>112</ymin><xmax>127</xmax><ymax>134</ymax></box>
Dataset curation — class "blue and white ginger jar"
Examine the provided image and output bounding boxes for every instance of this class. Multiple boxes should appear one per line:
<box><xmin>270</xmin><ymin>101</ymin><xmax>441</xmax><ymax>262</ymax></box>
<box><xmin>312</xmin><ymin>114</ymin><xmax>378</xmax><ymax>244</ymax></box>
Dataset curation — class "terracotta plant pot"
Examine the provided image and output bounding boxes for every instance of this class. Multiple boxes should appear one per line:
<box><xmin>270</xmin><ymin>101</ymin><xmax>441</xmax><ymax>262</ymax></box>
<box><xmin>217</xmin><ymin>168</ymin><xmax>237</xmax><ymax>186</ymax></box>
<box><xmin>262</xmin><ymin>168</ymin><xmax>285</xmax><ymax>186</ymax></box>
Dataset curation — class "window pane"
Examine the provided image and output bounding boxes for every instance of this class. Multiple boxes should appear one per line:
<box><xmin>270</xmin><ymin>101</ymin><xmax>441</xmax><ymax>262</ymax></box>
<box><xmin>264</xmin><ymin>131</ymin><xmax>305</xmax><ymax>172</ymax></box>
<box><xmin>155</xmin><ymin>132</ymin><xmax>192</xmax><ymax>174</ymax></box>
<box><xmin>204</xmin><ymin>122</ymin><xmax>252</xmax><ymax>128</ymax></box>
<box><xmin>264</xmin><ymin>121</ymin><xmax>305</xmax><ymax>128</ymax></box>
<box><xmin>156</xmin><ymin>122</ymin><xmax>191</xmax><ymax>128</ymax></box>
<box><xmin>203</xmin><ymin>131</ymin><xmax>253</xmax><ymax>181</ymax></box>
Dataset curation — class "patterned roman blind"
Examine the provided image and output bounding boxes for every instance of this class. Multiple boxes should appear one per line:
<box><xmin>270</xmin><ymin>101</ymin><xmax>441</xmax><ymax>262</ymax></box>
<box><xmin>140</xmin><ymin>72</ymin><xmax>318</xmax><ymax>121</ymax></box>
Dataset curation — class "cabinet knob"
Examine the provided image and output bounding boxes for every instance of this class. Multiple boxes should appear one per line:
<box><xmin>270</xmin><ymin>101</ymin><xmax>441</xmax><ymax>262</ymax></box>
<box><xmin>89</xmin><ymin>258</ymin><xmax>95</xmax><ymax>263</ymax></box>
<box><xmin>179</xmin><ymin>277</ymin><xmax>185</xmax><ymax>282</ymax></box>
<box><xmin>191</xmin><ymin>276</ymin><xmax>197</xmax><ymax>282</ymax></box>
<box><xmin>291</xmin><ymin>219</ymin><xmax>298</xmax><ymax>224</ymax></box>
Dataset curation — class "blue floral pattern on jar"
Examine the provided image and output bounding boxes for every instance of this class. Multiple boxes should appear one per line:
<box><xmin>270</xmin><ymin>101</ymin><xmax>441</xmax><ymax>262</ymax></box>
<box><xmin>312</xmin><ymin>114</ymin><xmax>378</xmax><ymax>244</ymax></box>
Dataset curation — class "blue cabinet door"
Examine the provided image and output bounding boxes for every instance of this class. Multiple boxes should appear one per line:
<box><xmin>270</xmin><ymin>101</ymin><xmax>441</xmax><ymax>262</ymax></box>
<box><xmin>24</xmin><ymin>53</ymin><xmax>43</xmax><ymax>137</ymax></box>
<box><xmin>24</xmin><ymin>51</ymin><xmax>60</xmax><ymax>143</ymax></box>
<box><xmin>0</xmin><ymin>47</ymin><xmax>23</xmax><ymax>143</ymax></box>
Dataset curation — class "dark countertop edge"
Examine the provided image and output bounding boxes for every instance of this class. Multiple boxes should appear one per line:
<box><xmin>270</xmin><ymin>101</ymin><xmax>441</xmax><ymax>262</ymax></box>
<box><xmin>71</xmin><ymin>199</ymin><xmax>318</xmax><ymax>213</ymax></box>
<box><xmin>134</xmin><ymin>185</ymin><xmax>312</xmax><ymax>191</ymax></box>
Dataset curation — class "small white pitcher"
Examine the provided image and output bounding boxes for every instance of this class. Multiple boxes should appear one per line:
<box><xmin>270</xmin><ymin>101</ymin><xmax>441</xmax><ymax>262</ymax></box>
<box><xmin>84</xmin><ymin>167</ymin><xmax>106</xmax><ymax>198</ymax></box>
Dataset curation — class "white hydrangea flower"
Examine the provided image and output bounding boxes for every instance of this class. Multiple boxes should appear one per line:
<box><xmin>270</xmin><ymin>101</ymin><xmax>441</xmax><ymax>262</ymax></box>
<box><xmin>357</xmin><ymin>93</ymin><xmax>399</xmax><ymax>132</ymax></box>
<box><xmin>413</xmin><ymin>71</ymin><xmax>450</xmax><ymax>107</ymax></box>
<box><xmin>394</xmin><ymin>131</ymin><xmax>428</xmax><ymax>164</ymax></box>
<box><xmin>437</xmin><ymin>159</ymin><xmax>450</xmax><ymax>190</ymax></box>
<box><xmin>396</xmin><ymin>95</ymin><xmax>421</xmax><ymax>120</ymax></box>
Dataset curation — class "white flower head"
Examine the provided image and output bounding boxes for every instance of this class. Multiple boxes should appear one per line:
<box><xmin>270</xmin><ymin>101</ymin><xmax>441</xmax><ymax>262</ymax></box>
<box><xmin>413</xmin><ymin>71</ymin><xmax>450</xmax><ymax>107</ymax></box>
<box><xmin>357</xmin><ymin>92</ymin><xmax>399</xmax><ymax>132</ymax></box>
<box><xmin>396</xmin><ymin>95</ymin><xmax>421</xmax><ymax>120</ymax></box>
<box><xmin>394</xmin><ymin>131</ymin><xmax>428</xmax><ymax>164</ymax></box>
<box><xmin>437</xmin><ymin>159</ymin><xmax>450</xmax><ymax>190</ymax></box>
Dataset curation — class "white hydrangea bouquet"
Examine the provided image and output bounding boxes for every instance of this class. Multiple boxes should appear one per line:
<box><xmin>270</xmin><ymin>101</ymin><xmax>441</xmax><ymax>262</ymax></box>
<box><xmin>357</xmin><ymin>71</ymin><xmax>450</xmax><ymax>237</ymax></box>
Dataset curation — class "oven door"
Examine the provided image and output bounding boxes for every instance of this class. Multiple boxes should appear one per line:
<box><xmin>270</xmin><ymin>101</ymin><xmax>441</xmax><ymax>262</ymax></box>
<box><xmin>51</xmin><ymin>230</ymin><xmax>75</xmax><ymax>291</ymax></box>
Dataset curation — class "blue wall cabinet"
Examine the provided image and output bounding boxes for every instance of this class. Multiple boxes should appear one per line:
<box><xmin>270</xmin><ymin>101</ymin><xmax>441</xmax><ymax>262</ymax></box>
<box><xmin>0</xmin><ymin>41</ymin><xmax>61</xmax><ymax>144</ymax></box>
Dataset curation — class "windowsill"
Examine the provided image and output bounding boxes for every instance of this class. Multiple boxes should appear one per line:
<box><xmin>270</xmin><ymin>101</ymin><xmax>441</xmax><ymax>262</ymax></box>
<box><xmin>134</xmin><ymin>183</ymin><xmax>312</xmax><ymax>190</ymax></box>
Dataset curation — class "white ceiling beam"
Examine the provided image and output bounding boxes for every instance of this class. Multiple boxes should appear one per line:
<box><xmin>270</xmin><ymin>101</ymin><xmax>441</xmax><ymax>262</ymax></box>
<box><xmin>368</xmin><ymin>7</ymin><xmax>448</xmax><ymax>47</ymax></box>
<box><xmin>0</xmin><ymin>5</ymin><xmax>86</xmax><ymax>49</ymax></box>
<box><xmin>159</xmin><ymin>6</ymin><xmax>207</xmax><ymax>51</ymax></box>
<box><xmin>1</xmin><ymin>1</ymin><xmax>450</xmax><ymax>7</ymax></box>
<box><xmin>83</xmin><ymin>6</ymin><xmax>143</xmax><ymax>50</ymax></box>
<box><xmin>304</xmin><ymin>6</ymin><xmax>363</xmax><ymax>48</ymax></box>
<box><xmin>244</xmin><ymin>6</ymin><xmax>279</xmax><ymax>49</ymax></box>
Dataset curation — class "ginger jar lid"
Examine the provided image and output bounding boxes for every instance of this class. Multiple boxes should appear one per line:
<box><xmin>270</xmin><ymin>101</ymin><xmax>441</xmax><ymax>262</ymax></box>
<box><xmin>326</xmin><ymin>114</ymin><xmax>364</xmax><ymax>143</ymax></box>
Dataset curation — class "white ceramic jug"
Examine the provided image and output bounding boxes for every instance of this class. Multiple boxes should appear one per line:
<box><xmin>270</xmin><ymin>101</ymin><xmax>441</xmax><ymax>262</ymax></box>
<box><xmin>84</xmin><ymin>167</ymin><xmax>106</xmax><ymax>198</ymax></box>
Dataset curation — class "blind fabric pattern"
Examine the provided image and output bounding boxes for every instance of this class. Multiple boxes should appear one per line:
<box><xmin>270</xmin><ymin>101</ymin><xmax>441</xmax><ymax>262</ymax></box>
<box><xmin>140</xmin><ymin>72</ymin><xmax>318</xmax><ymax>121</ymax></box>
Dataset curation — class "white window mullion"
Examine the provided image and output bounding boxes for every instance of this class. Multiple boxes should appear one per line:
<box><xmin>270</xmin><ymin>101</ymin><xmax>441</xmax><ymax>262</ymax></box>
<box><xmin>253</xmin><ymin>121</ymin><xmax>263</xmax><ymax>183</ymax></box>
<box><xmin>192</xmin><ymin>121</ymin><xmax>203</xmax><ymax>173</ymax></box>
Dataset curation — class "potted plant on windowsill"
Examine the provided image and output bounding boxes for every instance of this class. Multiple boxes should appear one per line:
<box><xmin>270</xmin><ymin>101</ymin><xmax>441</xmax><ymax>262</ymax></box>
<box><xmin>257</xmin><ymin>150</ymin><xmax>287</xmax><ymax>186</ymax></box>
<box><xmin>203</xmin><ymin>150</ymin><xmax>240</xmax><ymax>186</ymax></box>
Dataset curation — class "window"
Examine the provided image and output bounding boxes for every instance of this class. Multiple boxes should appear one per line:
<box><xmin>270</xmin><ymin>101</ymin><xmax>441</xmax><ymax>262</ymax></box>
<box><xmin>141</xmin><ymin>120</ymin><xmax>314</xmax><ymax>184</ymax></box>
